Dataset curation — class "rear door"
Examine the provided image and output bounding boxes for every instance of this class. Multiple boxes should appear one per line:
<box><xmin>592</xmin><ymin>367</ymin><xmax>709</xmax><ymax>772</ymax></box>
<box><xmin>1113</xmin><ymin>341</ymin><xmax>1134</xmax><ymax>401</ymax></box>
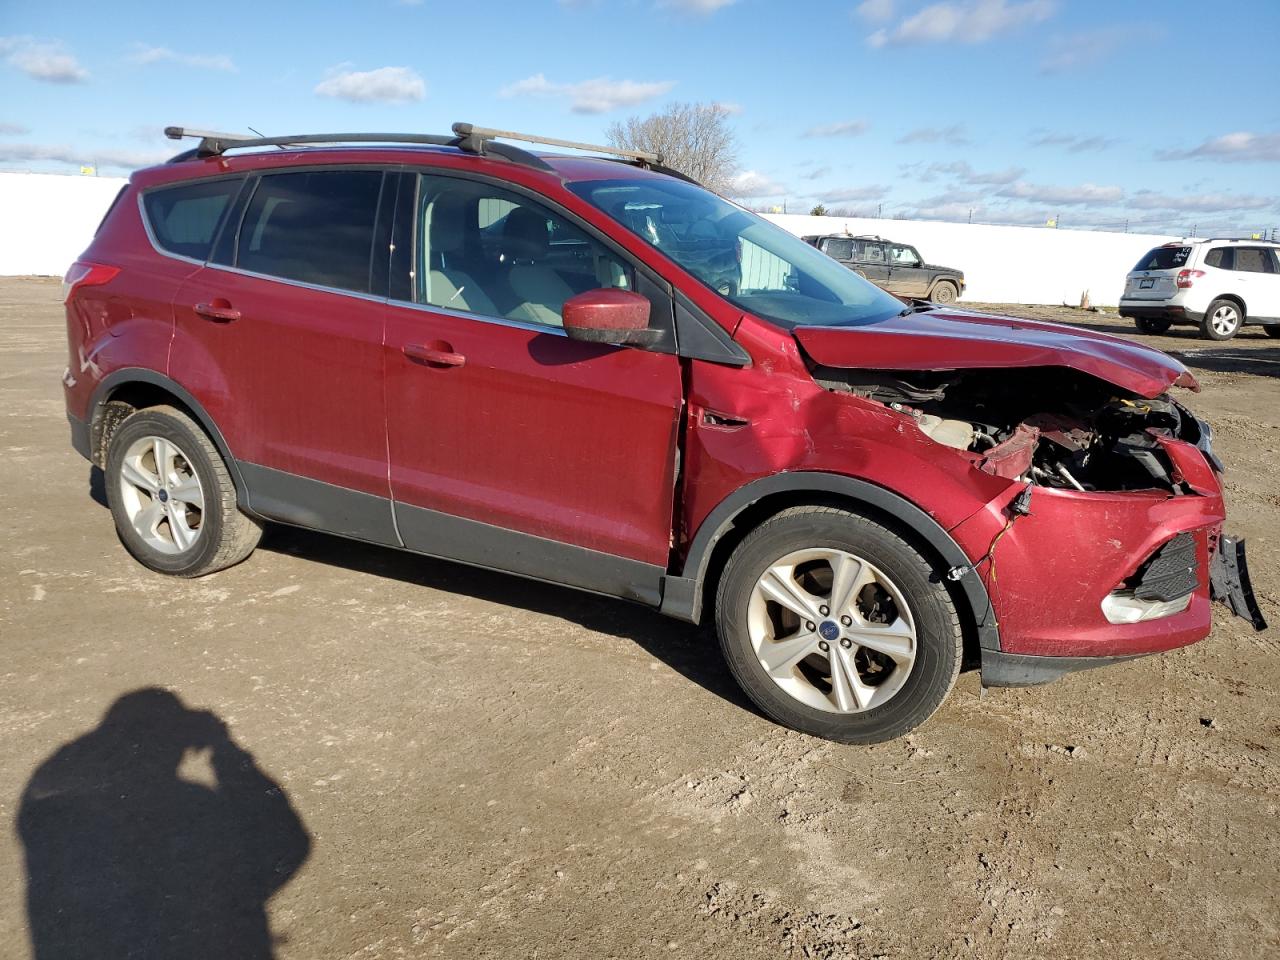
<box><xmin>171</xmin><ymin>167</ymin><xmax>397</xmax><ymax>543</ymax></box>
<box><xmin>382</xmin><ymin>171</ymin><xmax>683</xmax><ymax>599</ymax></box>
<box><xmin>1124</xmin><ymin>244</ymin><xmax>1192</xmax><ymax>301</ymax></box>
<box><xmin>853</xmin><ymin>240</ymin><xmax>891</xmax><ymax>287</ymax></box>
<box><xmin>1231</xmin><ymin>246</ymin><xmax>1280</xmax><ymax>319</ymax></box>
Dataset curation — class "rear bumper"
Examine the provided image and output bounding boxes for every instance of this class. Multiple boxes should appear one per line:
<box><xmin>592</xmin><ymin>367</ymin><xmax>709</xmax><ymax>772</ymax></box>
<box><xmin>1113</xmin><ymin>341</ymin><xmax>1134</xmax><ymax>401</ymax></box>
<box><xmin>68</xmin><ymin>412</ymin><xmax>90</xmax><ymax>461</ymax></box>
<box><xmin>1118</xmin><ymin>301</ymin><xmax>1204</xmax><ymax>323</ymax></box>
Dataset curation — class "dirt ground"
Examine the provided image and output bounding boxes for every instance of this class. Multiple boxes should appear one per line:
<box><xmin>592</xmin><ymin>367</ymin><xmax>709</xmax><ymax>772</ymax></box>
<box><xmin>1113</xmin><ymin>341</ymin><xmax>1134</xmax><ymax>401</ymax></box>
<box><xmin>1</xmin><ymin>278</ymin><xmax>1277</xmax><ymax>959</ymax></box>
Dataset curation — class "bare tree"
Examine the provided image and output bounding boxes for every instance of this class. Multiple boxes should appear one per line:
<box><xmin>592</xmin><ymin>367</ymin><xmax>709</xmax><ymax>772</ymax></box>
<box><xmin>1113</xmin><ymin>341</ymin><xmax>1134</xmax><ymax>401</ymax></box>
<box><xmin>606</xmin><ymin>102</ymin><xmax>739</xmax><ymax>196</ymax></box>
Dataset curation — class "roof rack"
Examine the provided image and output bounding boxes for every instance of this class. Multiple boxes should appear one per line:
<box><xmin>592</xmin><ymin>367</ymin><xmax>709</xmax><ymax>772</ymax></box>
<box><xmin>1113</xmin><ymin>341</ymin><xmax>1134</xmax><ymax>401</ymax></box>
<box><xmin>162</xmin><ymin>122</ymin><xmax>666</xmax><ymax>174</ymax></box>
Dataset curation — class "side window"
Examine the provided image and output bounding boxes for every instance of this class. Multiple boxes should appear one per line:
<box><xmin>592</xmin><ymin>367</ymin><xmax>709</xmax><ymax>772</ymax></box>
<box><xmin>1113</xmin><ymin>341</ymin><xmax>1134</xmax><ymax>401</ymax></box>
<box><xmin>416</xmin><ymin>175</ymin><xmax>634</xmax><ymax>328</ymax></box>
<box><xmin>237</xmin><ymin>170</ymin><xmax>383</xmax><ymax>294</ymax></box>
<box><xmin>858</xmin><ymin>242</ymin><xmax>887</xmax><ymax>265</ymax></box>
<box><xmin>142</xmin><ymin>178</ymin><xmax>241</xmax><ymax>261</ymax></box>
<box><xmin>1233</xmin><ymin>247</ymin><xmax>1275</xmax><ymax>274</ymax></box>
<box><xmin>890</xmin><ymin>244</ymin><xmax>921</xmax><ymax>266</ymax></box>
<box><xmin>1204</xmin><ymin>248</ymin><xmax>1232</xmax><ymax>269</ymax></box>
<box><xmin>823</xmin><ymin>238</ymin><xmax>853</xmax><ymax>260</ymax></box>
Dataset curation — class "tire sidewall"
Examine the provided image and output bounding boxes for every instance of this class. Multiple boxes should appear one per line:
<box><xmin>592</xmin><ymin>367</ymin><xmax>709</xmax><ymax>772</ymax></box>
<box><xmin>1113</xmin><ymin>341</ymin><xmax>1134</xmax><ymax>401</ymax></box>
<box><xmin>931</xmin><ymin>281</ymin><xmax>957</xmax><ymax>304</ymax></box>
<box><xmin>717</xmin><ymin>512</ymin><xmax>959</xmax><ymax>743</ymax></box>
<box><xmin>105</xmin><ymin>410</ymin><xmax>227</xmax><ymax>575</ymax></box>
<box><xmin>1202</xmin><ymin>299</ymin><xmax>1242</xmax><ymax>341</ymax></box>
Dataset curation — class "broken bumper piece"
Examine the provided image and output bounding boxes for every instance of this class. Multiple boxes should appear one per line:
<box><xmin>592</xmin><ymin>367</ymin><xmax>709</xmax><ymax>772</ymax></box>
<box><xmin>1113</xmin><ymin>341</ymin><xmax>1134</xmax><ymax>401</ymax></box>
<box><xmin>1209</xmin><ymin>534</ymin><xmax>1267</xmax><ymax>632</ymax></box>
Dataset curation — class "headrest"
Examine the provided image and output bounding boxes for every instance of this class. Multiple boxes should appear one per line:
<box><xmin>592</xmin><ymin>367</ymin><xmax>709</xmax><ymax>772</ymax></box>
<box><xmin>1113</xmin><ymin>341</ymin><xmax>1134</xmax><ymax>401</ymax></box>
<box><xmin>428</xmin><ymin>193</ymin><xmax>470</xmax><ymax>254</ymax></box>
<box><xmin>502</xmin><ymin>207</ymin><xmax>550</xmax><ymax>262</ymax></box>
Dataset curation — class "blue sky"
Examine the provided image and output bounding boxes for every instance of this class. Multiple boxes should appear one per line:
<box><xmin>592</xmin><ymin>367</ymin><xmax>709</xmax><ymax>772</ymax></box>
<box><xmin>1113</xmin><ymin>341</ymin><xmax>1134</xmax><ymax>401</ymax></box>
<box><xmin>2</xmin><ymin>0</ymin><xmax>1278</xmax><ymax>234</ymax></box>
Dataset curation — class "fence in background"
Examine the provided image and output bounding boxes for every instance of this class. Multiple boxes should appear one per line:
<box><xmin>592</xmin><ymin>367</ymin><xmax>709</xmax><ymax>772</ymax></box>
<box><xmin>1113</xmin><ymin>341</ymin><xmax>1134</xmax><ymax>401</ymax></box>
<box><xmin>763</xmin><ymin>213</ymin><xmax>1181</xmax><ymax>305</ymax></box>
<box><xmin>2</xmin><ymin>172</ymin><xmax>128</xmax><ymax>278</ymax></box>
<box><xmin>3</xmin><ymin>171</ymin><xmax>1183</xmax><ymax>306</ymax></box>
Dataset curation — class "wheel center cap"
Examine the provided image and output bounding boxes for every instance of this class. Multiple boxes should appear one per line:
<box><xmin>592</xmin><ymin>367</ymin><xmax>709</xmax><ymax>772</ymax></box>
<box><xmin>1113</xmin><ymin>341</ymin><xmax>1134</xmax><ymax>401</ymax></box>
<box><xmin>818</xmin><ymin>620</ymin><xmax>840</xmax><ymax>642</ymax></box>
<box><xmin>157</xmin><ymin>489</ymin><xmax>169</xmax><ymax>503</ymax></box>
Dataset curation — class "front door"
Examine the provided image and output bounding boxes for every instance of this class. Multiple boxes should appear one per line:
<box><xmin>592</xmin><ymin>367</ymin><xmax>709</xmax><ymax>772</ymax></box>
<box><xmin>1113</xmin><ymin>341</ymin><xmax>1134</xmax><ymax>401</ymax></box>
<box><xmin>171</xmin><ymin>167</ymin><xmax>396</xmax><ymax>543</ymax></box>
<box><xmin>383</xmin><ymin>172</ymin><xmax>684</xmax><ymax>601</ymax></box>
<box><xmin>887</xmin><ymin>244</ymin><xmax>932</xmax><ymax>297</ymax></box>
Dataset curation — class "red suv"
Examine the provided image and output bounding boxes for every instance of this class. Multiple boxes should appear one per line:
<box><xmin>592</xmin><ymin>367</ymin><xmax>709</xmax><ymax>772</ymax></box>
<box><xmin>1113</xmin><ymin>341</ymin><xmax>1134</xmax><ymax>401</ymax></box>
<box><xmin>62</xmin><ymin>124</ymin><xmax>1265</xmax><ymax>743</ymax></box>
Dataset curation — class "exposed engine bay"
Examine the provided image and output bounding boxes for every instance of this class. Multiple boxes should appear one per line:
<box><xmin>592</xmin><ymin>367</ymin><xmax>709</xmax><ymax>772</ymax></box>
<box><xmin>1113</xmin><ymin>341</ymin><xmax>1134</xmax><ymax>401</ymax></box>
<box><xmin>814</xmin><ymin>366</ymin><xmax>1208</xmax><ymax>492</ymax></box>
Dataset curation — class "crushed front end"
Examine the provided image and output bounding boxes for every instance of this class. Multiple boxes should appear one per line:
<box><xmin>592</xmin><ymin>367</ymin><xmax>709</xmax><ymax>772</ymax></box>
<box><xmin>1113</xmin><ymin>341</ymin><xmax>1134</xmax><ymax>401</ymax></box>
<box><xmin>812</xmin><ymin>363</ymin><xmax>1267</xmax><ymax>685</ymax></box>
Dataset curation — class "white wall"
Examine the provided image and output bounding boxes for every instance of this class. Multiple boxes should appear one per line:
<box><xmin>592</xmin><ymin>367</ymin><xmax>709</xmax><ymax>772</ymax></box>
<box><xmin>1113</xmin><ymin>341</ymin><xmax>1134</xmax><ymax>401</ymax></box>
<box><xmin>0</xmin><ymin>171</ymin><xmax>1182</xmax><ymax>306</ymax></box>
<box><xmin>1</xmin><ymin>172</ymin><xmax>128</xmax><ymax>277</ymax></box>
<box><xmin>764</xmin><ymin>213</ymin><xmax>1183</xmax><ymax>306</ymax></box>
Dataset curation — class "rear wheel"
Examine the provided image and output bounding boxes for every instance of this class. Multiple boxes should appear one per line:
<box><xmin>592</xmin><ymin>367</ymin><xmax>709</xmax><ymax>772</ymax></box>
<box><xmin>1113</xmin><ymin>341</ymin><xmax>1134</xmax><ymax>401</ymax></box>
<box><xmin>1134</xmin><ymin>316</ymin><xmax>1172</xmax><ymax>334</ymax></box>
<box><xmin>715</xmin><ymin>507</ymin><xmax>962</xmax><ymax>744</ymax></box>
<box><xmin>105</xmin><ymin>405</ymin><xmax>261</xmax><ymax>577</ymax></box>
<box><xmin>1201</xmin><ymin>299</ymin><xmax>1243</xmax><ymax>341</ymax></box>
<box><xmin>929</xmin><ymin>280</ymin><xmax>958</xmax><ymax>304</ymax></box>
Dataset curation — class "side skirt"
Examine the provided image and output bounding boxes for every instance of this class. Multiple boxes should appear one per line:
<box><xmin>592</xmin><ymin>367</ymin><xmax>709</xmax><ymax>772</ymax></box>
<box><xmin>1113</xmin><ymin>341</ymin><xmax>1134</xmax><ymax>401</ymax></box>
<box><xmin>239</xmin><ymin>462</ymin><xmax>665</xmax><ymax>607</ymax></box>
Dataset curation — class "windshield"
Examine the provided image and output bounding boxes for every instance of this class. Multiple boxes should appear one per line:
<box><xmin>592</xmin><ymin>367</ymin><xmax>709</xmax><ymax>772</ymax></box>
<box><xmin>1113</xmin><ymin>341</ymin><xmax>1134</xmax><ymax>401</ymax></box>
<box><xmin>567</xmin><ymin>178</ymin><xmax>908</xmax><ymax>328</ymax></box>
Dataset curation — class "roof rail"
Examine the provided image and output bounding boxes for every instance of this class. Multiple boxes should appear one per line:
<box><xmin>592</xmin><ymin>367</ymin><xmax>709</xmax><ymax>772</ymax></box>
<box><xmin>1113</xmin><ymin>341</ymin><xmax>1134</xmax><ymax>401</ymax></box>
<box><xmin>162</xmin><ymin>126</ymin><xmax>554</xmax><ymax>171</ymax></box>
<box><xmin>450</xmin><ymin>123</ymin><xmax>663</xmax><ymax>165</ymax></box>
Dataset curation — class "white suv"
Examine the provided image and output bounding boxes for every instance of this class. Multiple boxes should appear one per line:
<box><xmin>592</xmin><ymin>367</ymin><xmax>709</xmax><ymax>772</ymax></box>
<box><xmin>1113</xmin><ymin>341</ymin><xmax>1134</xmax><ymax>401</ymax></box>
<box><xmin>1119</xmin><ymin>239</ymin><xmax>1280</xmax><ymax>341</ymax></box>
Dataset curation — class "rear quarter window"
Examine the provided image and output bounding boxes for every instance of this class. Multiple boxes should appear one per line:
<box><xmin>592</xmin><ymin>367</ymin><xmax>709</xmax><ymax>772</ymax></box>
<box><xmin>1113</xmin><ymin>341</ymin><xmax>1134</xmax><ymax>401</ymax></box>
<box><xmin>142</xmin><ymin>178</ymin><xmax>241</xmax><ymax>261</ymax></box>
<box><xmin>1133</xmin><ymin>246</ymin><xmax>1191</xmax><ymax>270</ymax></box>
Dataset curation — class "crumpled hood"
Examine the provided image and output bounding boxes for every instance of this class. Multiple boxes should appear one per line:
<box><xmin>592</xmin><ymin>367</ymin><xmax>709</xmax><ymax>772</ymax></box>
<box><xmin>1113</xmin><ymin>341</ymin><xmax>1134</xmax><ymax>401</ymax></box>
<box><xmin>792</xmin><ymin>308</ymin><xmax>1198</xmax><ymax>399</ymax></box>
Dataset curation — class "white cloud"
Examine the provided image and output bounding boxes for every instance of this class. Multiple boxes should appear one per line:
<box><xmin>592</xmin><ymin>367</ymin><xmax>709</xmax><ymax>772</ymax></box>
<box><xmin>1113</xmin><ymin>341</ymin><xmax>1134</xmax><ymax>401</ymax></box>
<box><xmin>129</xmin><ymin>44</ymin><xmax>236</xmax><ymax>72</ymax></box>
<box><xmin>820</xmin><ymin>184</ymin><xmax>889</xmax><ymax>202</ymax></box>
<box><xmin>898</xmin><ymin>124</ymin><xmax>969</xmax><ymax>145</ymax></box>
<box><xmin>712</xmin><ymin>101</ymin><xmax>744</xmax><ymax>115</ymax></box>
<box><xmin>0</xmin><ymin>121</ymin><xmax>30</xmax><ymax>135</ymax></box>
<box><xmin>499</xmin><ymin>74</ymin><xmax>674</xmax><ymax>114</ymax></box>
<box><xmin>1040</xmin><ymin>26</ymin><xmax>1142</xmax><ymax>73</ymax></box>
<box><xmin>923</xmin><ymin>160</ymin><xmax>1024</xmax><ymax>185</ymax></box>
<box><xmin>803</xmin><ymin>119</ymin><xmax>869</xmax><ymax>138</ymax></box>
<box><xmin>1158</xmin><ymin>131</ymin><xmax>1280</xmax><ymax>164</ymax></box>
<box><xmin>1030</xmin><ymin>131</ymin><xmax>1118</xmax><ymax>153</ymax></box>
<box><xmin>997</xmin><ymin>181</ymin><xmax>1124</xmax><ymax>205</ymax></box>
<box><xmin>656</xmin><ymin>0</ymin><xmax>737</xmax><ymax>13</ymax></box>
<box><xmin>730</xmin><ymin>170</ymin><xmax>787</xmax><ymax>198</ymax></box>
<box><xmin>315</xmin><ymin>65</ymin><xmax>426</xmax><ymax>104</ymax></box>
<box><xmin>801</xmin><ymin>165</ymin><xmax>831</xmax><ymax>180</ymax></box>
<box><xmin>856</xmin><ymin>0</ymin><xmax>896</xmax><ymax>23</ymax></box>
<box><xmin>868</xmin><ymin>0</ymin><xmax>1055</xmax><ymax>47</ymax></box>
<box><xmin>1127</xmin><ymin>190</ymin><xmax>1275</xmax><ymax>213</ymax></box>
<box><xmin>0</xmin><ymin>141</ymin><xmax>170</xmax><ymax>171</ymax></box>
<box><xmin>0</xmin><ymin>36</ymin><xmax>88</xmax><ymax>83</ymax></box>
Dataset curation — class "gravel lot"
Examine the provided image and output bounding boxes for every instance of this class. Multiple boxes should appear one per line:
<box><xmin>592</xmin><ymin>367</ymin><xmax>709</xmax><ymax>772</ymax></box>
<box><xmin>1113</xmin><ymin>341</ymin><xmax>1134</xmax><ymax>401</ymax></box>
<box><xmin>2</xmin><ymin>278</ymin><xmax>1277</xmax><ymax>959</ymax></box>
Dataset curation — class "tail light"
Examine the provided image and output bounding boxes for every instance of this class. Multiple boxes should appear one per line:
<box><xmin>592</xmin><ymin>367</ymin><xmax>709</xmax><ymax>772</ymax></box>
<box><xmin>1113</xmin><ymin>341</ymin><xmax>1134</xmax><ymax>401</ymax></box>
<box><xmin>62</xmin><ymin>261</ymin><xmax>120</xmax><ymax>302</ymax></box>
<box><xmin>1176</xmin><ymin>269</ymin><xmax>1205</xmax><ymax>289</ymax></box>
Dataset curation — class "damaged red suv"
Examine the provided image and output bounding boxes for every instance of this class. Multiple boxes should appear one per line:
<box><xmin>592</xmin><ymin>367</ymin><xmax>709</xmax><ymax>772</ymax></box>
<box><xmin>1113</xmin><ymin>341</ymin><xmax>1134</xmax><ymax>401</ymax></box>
<box><xmin>62</xmin><ymin>124</ymin><xmax>1265</xmax><ymax>743</ymax></box>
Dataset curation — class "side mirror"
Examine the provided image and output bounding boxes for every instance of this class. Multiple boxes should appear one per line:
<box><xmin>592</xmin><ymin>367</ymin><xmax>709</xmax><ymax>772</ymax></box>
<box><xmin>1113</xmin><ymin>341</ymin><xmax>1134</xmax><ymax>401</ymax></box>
<box><xmin>562</xmin><ymin>288</ymin><xmax>658</xmax><ymax>346</ymax></box>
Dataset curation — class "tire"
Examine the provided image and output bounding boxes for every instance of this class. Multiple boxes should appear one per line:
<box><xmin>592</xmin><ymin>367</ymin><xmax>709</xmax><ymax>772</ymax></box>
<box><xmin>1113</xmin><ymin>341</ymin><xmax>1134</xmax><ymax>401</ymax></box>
<box><xmin>104</xmin><ymin>405</ymin><xmax>262</xmax><ymax>577</ymax></box>
<box><xmin>929</xmin><ymin>280</ymin><xmax>958</xmax><ymax>304</ymax></box>
<box><xmin>715</xmin><ymin>506</ymin><xmax>963</xmax><ymax>744</ymax></box>
<box><xmin>1200</xmin><ymin>299</ymin><xmax>1243</xmax><ymax>341</ymax></box>
<box><xmin>1264</xmin><ymin>325</ymin><xmax>1280</xmax><ymax>339</ymax></box>
<box><xmin>1134</xmin><ymin>316</ymin><xmax>1172</xmax><ymax>335</ymax></box>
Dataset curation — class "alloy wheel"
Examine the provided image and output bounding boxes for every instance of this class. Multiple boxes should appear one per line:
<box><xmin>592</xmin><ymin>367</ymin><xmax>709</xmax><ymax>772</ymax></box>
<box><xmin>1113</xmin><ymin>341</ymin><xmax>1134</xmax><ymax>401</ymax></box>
<box><xmin>117</xmin><ymin>435</ymin><xmax>205</xmax><ymax>554</ymax></box>
<box><xmin>747</xmin><ymin>547</ymin><xmax>917</xmax><ymax>713</ymax></box>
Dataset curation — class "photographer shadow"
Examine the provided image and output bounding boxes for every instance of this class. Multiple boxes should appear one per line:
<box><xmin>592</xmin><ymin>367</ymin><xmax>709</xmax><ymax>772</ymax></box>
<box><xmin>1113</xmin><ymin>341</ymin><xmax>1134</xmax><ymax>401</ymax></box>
<box><xmin>16</xmin><ymin>688</ymin><xmax>310</xmax><ymax>960</ymax></box>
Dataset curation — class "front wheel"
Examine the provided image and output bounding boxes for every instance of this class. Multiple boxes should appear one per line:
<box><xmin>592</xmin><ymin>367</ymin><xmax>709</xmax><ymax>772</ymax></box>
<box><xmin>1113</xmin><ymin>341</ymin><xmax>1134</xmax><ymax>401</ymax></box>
<box><xmin>929</xmin><ymin>280</ymin><xmax>958</xmax><ymax>304</ymax></box>
<box><xmin>1201</xmin><ymin>299</ymin><xmax>1243</xmax><ymax>341</ymax></box>
<box><xmin>1134</xmin><ymin>316</ymin><xmax>1172</xmax><ymax>334</ymax></box>
<box><xmin>105</xmin><ymin>405</ymin><xmax>262</xmax><ymax>577</ymax></box>
<box><xmin>715</xmin><ymin>507</ymin><xmax>963</xmax><ymax>744</ymax></box>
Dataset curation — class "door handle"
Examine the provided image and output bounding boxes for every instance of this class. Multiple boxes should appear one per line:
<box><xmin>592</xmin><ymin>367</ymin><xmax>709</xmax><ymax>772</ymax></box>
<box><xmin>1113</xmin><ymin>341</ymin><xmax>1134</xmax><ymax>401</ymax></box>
<box><xmin>403</xmin><ymin>342</ymin><xmax>466</xmax><ymax>368</ymax></box>
<box><xmin>194</xmin><ymin>300</ymin><xmax>240</xmax><ymax>322</ymax></box>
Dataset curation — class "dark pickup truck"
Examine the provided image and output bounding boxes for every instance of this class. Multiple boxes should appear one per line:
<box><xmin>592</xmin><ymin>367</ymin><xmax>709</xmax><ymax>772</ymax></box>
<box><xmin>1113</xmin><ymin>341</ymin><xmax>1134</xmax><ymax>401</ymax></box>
<box><xmin>803</xmin><ymin>234</ymin><xmax>966</xmax><ymax>303</ymax></box>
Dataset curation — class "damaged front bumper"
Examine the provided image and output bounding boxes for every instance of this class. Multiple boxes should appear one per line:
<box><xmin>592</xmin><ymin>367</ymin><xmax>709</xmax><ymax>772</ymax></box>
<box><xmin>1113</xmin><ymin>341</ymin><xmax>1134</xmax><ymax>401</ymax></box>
<box><xmin>1210</xmin><ymin>534</ymin><xmax>1267</xmax><ymax>632</ymax></box>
